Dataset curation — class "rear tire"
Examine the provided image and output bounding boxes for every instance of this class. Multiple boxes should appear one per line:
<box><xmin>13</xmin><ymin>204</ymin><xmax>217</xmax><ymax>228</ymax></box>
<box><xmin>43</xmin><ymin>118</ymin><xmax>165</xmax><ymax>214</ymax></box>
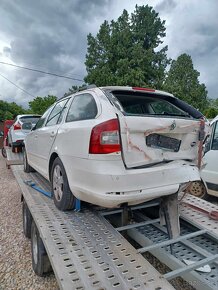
<box><xmin>22</xmin><ymin>200</ymin><xmax>32</xmax><ymax>239</ymax></box>
<box><xmin>51</xmin><ymin>157</ymin><xmax>75</xmax><ymax>211</ymax></box>
<box><xmin>31</xmin><ymin>221</ymin><xmax>52</xmax><ymax>276</ymax></box>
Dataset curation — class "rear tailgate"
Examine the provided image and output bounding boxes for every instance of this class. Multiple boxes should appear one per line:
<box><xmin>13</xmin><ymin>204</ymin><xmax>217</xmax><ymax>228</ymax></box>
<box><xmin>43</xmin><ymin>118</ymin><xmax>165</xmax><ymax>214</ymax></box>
<box><xmin>119</xmin><ymin>115</ymin><xmax>200</xmax><ymax>168</ymax></box>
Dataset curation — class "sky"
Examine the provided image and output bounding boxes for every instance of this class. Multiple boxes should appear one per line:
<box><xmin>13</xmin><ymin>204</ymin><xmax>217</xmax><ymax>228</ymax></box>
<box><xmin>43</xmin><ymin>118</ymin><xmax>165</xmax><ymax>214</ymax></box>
<box><xmin>0</xmin><ymin>0</ymin><xmax>217</xmax><ymax>107</ymax></box>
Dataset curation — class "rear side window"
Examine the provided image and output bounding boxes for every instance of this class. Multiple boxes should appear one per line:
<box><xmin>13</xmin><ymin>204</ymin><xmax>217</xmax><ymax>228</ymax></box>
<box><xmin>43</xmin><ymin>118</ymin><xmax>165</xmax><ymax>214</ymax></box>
<box><xmin>109</xmin><ymin>91</ymin><xmax>190</xmax><ymax>118</ymax></box>
<box><xmin>46</xmin><ymin>98</ymin><xmax>69</xmax><ymax>127</ymax></box>
<box><xmin>66</xmin><ymin>93</ymin><xmax>97</xmax><ymax>122</ymax></box>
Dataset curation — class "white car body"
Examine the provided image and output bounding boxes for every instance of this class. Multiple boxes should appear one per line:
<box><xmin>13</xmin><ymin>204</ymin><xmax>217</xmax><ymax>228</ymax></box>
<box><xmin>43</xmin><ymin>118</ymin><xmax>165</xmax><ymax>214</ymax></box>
<box><xmin>201</xmin><ymin>115</ymin><xmax>218</xmax><ymax>197</ymax></box>
<box><xmin>8</xmin><ymin>114</ymin><xmax>41</xmax><ymax>149</ymax></box>
<box><xmin>24</xmin><ymin>86</ymin><xmax>208</xmax><ymax>208</ymax></box>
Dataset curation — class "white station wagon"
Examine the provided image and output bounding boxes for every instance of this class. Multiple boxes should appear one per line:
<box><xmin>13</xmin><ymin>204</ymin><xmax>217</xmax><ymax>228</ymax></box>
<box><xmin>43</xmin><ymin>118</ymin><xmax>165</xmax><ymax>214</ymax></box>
<box><xmin>24</xmin><ymin>86</ymin><xmax>207</xmax><ymax>210</ymax></box>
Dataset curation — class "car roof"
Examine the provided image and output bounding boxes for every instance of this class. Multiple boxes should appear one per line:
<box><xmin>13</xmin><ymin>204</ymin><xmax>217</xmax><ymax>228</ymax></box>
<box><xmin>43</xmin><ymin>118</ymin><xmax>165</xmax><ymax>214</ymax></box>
<box><xmin>17</xmin><ymin>114</ymin><xmax>41</xmax><ymax>118</ymax></box>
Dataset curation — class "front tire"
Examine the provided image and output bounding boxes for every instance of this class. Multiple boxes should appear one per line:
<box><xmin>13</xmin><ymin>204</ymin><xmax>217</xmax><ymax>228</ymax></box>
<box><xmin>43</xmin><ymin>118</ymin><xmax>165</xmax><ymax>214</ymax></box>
<box><xmin>51</xmin><ymin>157</ymin><xmax>75</xmax><ymax>211</ymax></box>
<box><xmin>31</xmin><ymin>221</ymin><xmax>52</xmax><ymax>276</ymax></box>
<box><xmin>23</xmin><ymin>148</ymin><xmax>34</xmax><ymax>173</ymax></box>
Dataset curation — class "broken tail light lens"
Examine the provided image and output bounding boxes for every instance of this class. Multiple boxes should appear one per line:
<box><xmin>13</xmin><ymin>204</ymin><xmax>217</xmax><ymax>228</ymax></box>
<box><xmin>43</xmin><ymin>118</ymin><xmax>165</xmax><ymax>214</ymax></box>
<box><xmin>89</xmin><ymin>119</ymin><xmax>121</xmax><ymax>154</ymax></box>
<box><xmin>13</xmin><ymin>123</ymin><xmax>21</xmax><ymax>130</ymax></box>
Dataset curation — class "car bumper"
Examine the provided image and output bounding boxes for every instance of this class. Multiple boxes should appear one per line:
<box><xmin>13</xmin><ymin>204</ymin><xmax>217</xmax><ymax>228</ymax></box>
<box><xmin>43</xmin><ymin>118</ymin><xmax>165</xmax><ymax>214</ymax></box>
<box><xmin>61</xmin><ymin>156</ymin><xmax>200</xmax><ymax>208</ymax></box>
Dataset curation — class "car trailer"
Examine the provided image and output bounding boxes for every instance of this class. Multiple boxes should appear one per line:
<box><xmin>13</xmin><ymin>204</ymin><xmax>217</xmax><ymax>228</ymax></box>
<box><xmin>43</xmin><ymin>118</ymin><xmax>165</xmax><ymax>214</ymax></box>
<box><xmin>5</xmin><ymin>148</ymin><xmax>218</xmax><ymax>290</ymax></box>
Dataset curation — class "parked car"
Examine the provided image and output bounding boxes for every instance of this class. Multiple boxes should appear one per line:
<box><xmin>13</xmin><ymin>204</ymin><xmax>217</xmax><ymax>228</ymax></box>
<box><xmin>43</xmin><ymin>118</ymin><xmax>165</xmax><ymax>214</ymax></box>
<box><xmin>8</xmin><ymin>115</ymin><xmax>41</xmax><ymax>152</ymax></box>
<box><xmin>201</xmin><ymin>115</ymin><xmax>218</xmax><ymax>197</ymax></box>
<box><xmin>23</xmin><ymin>86</ymin><xmax>208</xmax><ymax>210</ymax></box>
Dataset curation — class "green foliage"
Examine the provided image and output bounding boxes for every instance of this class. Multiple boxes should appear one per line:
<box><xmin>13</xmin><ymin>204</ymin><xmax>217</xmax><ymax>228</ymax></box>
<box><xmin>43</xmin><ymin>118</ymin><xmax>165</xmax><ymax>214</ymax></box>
<box><xmin>85</xmin><ymin>5</ymin><xmax>170</xmax><ymax>88</ymax></box>
<box><xmin>203</xmin><ymin>98</ymin><xmax>218</xmax><ymax>118</ymax></box>
<box><xmin>0</xmin><ymin>100</ymin><xmax>26</xmax><ymax>121</ymax></box>
<box><xmin>29</xmin><ymin>95</ymin><xmax>57</xmax><ymax>115</ymax></box>
<box><xmin>163</xmin><ymin>53</ymin><xmax>208</xmax><ymax>112</ymax></box>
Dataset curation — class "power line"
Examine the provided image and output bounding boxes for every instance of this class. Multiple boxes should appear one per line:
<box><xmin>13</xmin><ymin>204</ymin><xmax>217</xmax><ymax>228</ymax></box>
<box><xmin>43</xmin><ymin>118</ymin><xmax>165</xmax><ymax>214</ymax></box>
<box><xmin>0</xmin><ymin>72</ymin><xmax>35</xmax><ymax>98</ymax></box>
<box><xmin>0</xmin><ymin>61</ymin><xmax>84</xmax><ymax>82</ymax></box>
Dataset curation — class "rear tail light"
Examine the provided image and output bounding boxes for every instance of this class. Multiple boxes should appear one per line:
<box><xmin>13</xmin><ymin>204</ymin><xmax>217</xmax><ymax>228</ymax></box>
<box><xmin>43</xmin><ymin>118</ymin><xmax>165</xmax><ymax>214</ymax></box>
<box><xmin>89</xmin><ymin>119</ymin><xmax>121</xmax><ymax>154</ymax></box>
<box><xmin>13</xmin><ymin>123</ymin><xmax>21</xmax><ymax>130</ymax></box>
<box><xmin>132</xmin><ymin>87</ymin><xmax>155</xmax><ymax>92</ymax></box>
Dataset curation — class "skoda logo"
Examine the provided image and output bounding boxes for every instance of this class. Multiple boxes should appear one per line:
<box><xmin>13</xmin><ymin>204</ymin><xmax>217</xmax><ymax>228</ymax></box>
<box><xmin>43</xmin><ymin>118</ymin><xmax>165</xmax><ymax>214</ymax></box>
<box><xmin>170</xmin><ymin>120</ymin><xmax>176</xmax><ymax>130</ymax></box>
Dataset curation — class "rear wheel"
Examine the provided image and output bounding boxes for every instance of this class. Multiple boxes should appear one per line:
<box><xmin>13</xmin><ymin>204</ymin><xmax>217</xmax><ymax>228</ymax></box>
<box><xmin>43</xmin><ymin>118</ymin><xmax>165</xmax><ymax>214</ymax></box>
<box><xmin>51</xmin><ymin>157</ymin><xmax>75</xmax><ymax>211</ymax></box>
<box><xmin>189</xmin><ymin>181</ymin><xmax>207</xmax><ymax>199</ymax></box>
<box><xmin>12</xmin><ymin>145</ymin><xmax>16</xmax><ymax>153</ymax></box>
<box><xmin>31</xmin><ymin>221</ymin><xmax>52</xmax><ymax>276</ymax></box>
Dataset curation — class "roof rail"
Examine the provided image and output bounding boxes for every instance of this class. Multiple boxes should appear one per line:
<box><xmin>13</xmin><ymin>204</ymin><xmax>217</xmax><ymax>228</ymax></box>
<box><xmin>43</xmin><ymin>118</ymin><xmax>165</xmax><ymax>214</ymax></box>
<box><xmin>61</xmin><ymin>84</ymin><xmax>97</xmax><ymax>98</ymax></box>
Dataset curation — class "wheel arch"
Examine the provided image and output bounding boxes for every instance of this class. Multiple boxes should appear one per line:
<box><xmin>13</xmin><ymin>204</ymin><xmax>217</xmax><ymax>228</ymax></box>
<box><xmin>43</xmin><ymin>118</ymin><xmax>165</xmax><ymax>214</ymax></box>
<box><xmin>49</xmin><ymin>152</ymin><xmax>59</xmax><ymax>181</ymax></box>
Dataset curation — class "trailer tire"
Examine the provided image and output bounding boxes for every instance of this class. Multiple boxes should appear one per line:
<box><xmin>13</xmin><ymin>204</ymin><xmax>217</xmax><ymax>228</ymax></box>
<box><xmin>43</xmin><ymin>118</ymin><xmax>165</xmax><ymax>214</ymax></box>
<box><xmin>51</xmin><ymin>157</ymin><xmax>75</xmax><ymax>211</ymax></box>
<box><xmin>31</xmin><ymin>221</ymin><xmax>52</xmax><ymax>276</ymax></box>
<box><xmin>23</xmin><ymin>148</ymin><xmax>35</xmax><ymax>173</ymax></box>
<box><xmin>22</xmin><ymin>200</ymin><xmax>32</xmax><ymax>239</ymax></box>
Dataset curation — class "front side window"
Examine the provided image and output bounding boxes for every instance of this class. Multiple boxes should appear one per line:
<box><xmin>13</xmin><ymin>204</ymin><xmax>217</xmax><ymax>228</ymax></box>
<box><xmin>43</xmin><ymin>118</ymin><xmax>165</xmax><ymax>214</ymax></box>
<box><xmin>35</xmin><ymin>107</ymin><xmax>53</xmax><ymax>130</ymax></box>
<box><xmin>211</xmin><ymin>121</ymin><xmax>218</xmax><ymax>150</ymax></box>
<box><xmin>66</xmin><ymin>93</ymin><xmax>97</xmax><ymax>122</ymax></box>
<box><xmin>46</xmin><ymin>98</ymin><xmax>69</xmax><ymax>127</ymax></box>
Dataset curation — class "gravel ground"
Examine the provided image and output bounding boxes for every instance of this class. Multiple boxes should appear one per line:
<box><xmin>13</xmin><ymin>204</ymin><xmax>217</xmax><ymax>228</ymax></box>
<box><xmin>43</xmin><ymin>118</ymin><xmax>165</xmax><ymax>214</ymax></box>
<box><xmin>0</xmin><ymin>155</ymin><xmax>58</xmax><ymax>290</ymax></box>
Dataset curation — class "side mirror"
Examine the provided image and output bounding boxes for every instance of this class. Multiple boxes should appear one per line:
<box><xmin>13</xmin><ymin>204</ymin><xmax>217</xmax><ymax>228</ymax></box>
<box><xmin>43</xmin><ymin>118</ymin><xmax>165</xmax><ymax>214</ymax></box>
<box><xmin>21</xmin><ymin>122</ymin><xmax>33</xmax><ymax>131</ymax></box>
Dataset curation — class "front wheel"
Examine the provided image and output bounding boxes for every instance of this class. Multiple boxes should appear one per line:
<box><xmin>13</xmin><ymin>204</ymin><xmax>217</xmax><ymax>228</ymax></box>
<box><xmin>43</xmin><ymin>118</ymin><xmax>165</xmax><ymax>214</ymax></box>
<box><xmin>31</xmin><ymin>221</ymin><xmax>52</xmax><ymax>276</ymax></box>
<box><xmin>23</xmin><ymin>148</ymin><xmax>34</xmax><ymax>173</ymax></box>
<box><xmin>51</xmin><ymin>157</ymin><xmax>75</xmax><ymax>211</ymax></box>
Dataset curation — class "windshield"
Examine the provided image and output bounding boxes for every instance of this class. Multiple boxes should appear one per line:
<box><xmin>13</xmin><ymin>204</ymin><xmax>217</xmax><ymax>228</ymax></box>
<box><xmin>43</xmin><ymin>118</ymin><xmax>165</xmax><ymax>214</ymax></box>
<box><xmin>20</xmin><ymin>116</ymin><xmax>41</xmax><ymax>124</ymax></box>
<box><xmin>110</xmin><ymin>91</ymin><xmax>190</xmax><ymax>117</ymax></box>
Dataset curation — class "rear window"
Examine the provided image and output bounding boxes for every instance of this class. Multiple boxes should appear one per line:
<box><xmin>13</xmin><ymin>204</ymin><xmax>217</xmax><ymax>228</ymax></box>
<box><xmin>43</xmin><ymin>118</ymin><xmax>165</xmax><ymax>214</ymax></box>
<box><xmin>20</xmin><ymin>116</ymin><xmax>41</xmax><ymax>124</ymax></box>
<box><xmin>109</xmin><ymin>91</ymin><xmax>190</xmax><ymax>118</ymax></box>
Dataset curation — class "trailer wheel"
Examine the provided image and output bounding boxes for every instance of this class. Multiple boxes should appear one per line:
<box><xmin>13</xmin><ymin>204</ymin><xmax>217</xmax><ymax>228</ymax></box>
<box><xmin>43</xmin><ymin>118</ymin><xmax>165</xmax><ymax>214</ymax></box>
<box><xmin>22</xmin><ymin>200</ymin><xmax>32</xmax><ymax>239</ymax></box>
<box><xmin>31</xmin><ymin>221</ymin><xmax>52</xmax><ymax>276</ymax></box>
<box><xmin>51</xmin><ymin>157</ymin><xmax>75</xmax><ymax>211</ymax></box>
<box><xmin>23</xmin><ymin>148</ymin><xmax>35</xmax><ymax>173</ymax></box>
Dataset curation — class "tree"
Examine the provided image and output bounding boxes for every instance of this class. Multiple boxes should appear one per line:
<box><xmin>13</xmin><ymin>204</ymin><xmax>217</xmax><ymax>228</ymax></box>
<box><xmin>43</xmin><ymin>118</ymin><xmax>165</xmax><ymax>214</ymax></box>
<box><xmin>85</xmin><ymin>5</ymin><xmax>169</xmax><ymax>88</ymax></box>
<box><xmin>0</xmin><ymin>100</ymin><xmax>26</xmax><ymax>120</ymax></box>
<box><xmin>163</xmin><ymin>54</ymin><xmax>208</xmax><ymax>112</ymax></box>
<box><xmin>64</xmin><ymin>84</ymin><xmax>86</xmax><ymax>97</ymax></box>
<box><xmin>203</xmin><ymin>98</ymin><xmax>218</xmax><ymax>118</ymax></box>
<box><xmin>29</xmin><ymin>95</ymin><xmax>57</xmax><ymax>115</ymax></box>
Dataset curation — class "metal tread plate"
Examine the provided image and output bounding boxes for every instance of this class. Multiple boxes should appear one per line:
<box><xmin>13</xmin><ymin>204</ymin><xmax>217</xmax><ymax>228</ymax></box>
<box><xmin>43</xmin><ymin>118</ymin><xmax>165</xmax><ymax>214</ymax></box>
<box><xmin>179</xmin><ymin>194</ymin><xmax>218</xmax><ymax>239</ymax></box>
<box><xmin>6</xmin><ymin>147</ymin><xmax>23</xmax><ymax>166</ymax></box>
<box><xmin>128</xmin><ymin>214</ymin><xmax>218</xmax><ymax>290</ymax></box>
<box><xmin>12</xmin><ymin>165</ymin><xmax>174</xmax><ymax>290</ymax></box>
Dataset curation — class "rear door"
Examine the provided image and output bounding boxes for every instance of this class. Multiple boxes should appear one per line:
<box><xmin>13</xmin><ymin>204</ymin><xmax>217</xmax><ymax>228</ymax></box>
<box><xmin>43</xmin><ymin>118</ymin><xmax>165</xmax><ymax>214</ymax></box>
<box><xmin>111</xmin><ymin>91</ymin><xmax>202</xmax><ymax>168</ymax></box>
